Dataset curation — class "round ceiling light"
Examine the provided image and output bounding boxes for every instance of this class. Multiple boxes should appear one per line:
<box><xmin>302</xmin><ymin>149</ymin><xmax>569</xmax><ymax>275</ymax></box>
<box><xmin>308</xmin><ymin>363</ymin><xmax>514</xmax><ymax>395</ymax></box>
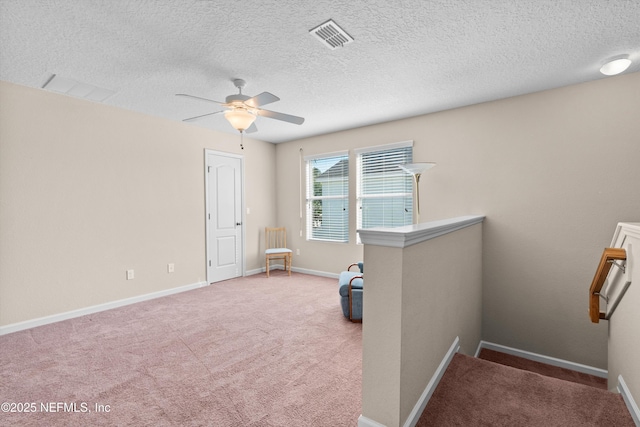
<box><xmin>600</xmin><ymin>55</ymin><xmax>632</xmax><ymax>76</ymax></box>
<box><xmin>224</xmin><ymin>108</ymin><xmax>256</xmax><ymax>132</ymax></box>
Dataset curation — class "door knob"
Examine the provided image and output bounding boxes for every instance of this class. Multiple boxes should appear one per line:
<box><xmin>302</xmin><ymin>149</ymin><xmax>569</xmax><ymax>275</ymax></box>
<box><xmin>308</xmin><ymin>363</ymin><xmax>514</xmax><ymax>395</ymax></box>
<box><xmin>236</xmin><ymin>222</ymin><xmax>242</xmax><ymax>226</ymax></box>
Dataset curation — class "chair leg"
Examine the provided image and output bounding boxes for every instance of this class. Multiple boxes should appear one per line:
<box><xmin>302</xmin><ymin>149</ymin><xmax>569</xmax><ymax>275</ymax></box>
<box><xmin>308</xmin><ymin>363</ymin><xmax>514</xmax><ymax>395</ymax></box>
<box><xmin>266</xmin><ymin>256</ymin><xmax>269</xmax><ymax>278</ymax></box>
<box><xmin>287</xmin><ymin>253</ymin><xmax>292</xmax><ymax>276</ymax></box>
<box><xmin>348</xmin><ymin>284</ymin><xmax>353</xmax><ymax>321</ymax></box>
<box><xmin>348</xmin><ymin>280</ymin><xmax>362</xmax><ymax>323</ymax></box>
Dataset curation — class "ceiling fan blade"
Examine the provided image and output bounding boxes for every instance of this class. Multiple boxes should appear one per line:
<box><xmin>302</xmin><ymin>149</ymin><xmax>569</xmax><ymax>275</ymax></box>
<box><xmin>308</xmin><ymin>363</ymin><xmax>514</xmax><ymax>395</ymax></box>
<box><xmin>245</xmin><ymin>92</ymin><xmax>279</xmax><ymax>108</ymax></box>
<box><xmin>182</xmin><ymin>111</ymin><xmax>223</xmax><ymax>122</ymax></box>
<box><xmin>257</xmin><ymin>109</ymin><xmax>305</xmax><ymax>125</ymax></box>
<box><xmin>176</xmin><ymin>93</ymin><xmax>224</xmax><ymax>104</ymax></box>
<box><xmin>245</xmin><ymin>122</ymin><xmax>258</xmax><ymax>133</ymax></box>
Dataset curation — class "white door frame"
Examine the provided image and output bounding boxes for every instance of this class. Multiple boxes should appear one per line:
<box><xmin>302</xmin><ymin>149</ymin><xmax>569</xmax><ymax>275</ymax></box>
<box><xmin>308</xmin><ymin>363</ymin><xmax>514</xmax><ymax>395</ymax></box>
<box><xmin>204</xmin><ymin>149</ymin><xmax>245</xmax><ymax>284</ymax></box>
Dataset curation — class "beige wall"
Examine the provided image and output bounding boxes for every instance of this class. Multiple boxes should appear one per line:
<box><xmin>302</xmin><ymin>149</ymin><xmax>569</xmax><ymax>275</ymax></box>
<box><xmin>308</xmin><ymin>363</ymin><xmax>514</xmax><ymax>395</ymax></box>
<box><xmin>2</xmin><ymin>70</ymin><xmax>639</xmax><ymax>371</ymax></box>
<box><xmin>0</xmin><ymin>81</ymin><xmax>276</xmax><ymax>326</ymax></box>
<box><xmin>400</xmin><ymin>224</ymin><xmax>483</xmax><ymax>422</ymax></box>
<box><xmin>361</xmin><ymin>222</ymin><xmax>483</xmax><ymax>426</ymax></box>
<box><xmin>277</xmin><ymin>72</ymin><xmax>640</xmax><ymax>368</ymax></box>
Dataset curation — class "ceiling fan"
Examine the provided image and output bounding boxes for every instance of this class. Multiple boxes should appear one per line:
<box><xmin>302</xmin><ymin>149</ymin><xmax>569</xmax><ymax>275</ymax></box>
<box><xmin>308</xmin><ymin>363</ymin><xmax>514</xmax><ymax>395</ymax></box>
<box><xmin>176</xmin><ymin>79</ymin><xmax>305</xmax><ymax>134</ymax></box>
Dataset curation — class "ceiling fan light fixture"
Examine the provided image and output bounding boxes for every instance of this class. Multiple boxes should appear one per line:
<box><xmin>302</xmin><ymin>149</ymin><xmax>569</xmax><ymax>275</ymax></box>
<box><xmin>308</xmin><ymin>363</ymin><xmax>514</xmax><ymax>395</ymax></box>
<box><xmin>224</xmin><ymin>108</ymin><xmax>256</xmax><ymax>132</ymax></box>
<box><xmin>600</xmin><ymin>55</ymin><xmax>631</xmax><ymax>76</ymax></box>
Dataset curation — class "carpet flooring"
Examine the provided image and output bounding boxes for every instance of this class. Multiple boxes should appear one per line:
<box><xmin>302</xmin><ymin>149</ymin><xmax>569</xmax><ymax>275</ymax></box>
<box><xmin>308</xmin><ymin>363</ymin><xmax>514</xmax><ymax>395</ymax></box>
<box><xmin>417</xmin><ymin>352</ymin><xmax>635</xmax><ymax>426</ymax></box>
<box><xmin>478</xmin><ymin>348</ymin><xmax>608</xmax><ymax>390</ymax></box>
<box><xmin>0</xmin><ymin>271</ymin><xmax>362</xmax><ymax>426</ymax></box>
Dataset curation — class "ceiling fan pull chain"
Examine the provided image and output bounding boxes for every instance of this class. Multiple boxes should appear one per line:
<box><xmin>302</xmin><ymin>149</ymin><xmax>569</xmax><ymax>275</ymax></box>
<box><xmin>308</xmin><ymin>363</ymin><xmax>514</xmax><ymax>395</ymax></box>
<box><xmin>240</xmin><ymin>131</ymin><xmax>244</xmax><ymax>150</ymax></box>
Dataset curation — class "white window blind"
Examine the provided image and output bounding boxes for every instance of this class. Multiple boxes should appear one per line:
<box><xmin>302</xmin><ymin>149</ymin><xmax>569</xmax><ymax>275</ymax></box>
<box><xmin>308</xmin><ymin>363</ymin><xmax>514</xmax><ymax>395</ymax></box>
<box><xmin>357</xmin><ymin>142</ymin><xmax>413</xmax><ymax>235</ymax></box>
<box><xmin>306</xmin><ymin>153</ymin><xmax>349</xmax><ymax>242</ymax></box>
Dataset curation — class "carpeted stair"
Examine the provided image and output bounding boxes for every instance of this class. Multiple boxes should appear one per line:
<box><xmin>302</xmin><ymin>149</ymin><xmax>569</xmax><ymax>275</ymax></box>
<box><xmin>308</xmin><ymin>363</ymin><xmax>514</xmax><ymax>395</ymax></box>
<box><xmin>417</xmin><ymin>350</ymin><xmax>635</xmax><ymax>426</ymax></box>
<box><xmin>477</xmin><ymin>348</ymin><xmax>609</xmax><ymax>390</ymax></box>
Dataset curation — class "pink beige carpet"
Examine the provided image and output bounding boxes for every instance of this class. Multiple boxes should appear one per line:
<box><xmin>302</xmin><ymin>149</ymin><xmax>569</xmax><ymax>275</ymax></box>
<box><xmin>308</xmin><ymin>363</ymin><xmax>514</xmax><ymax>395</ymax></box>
<box><xmin>0</xmin><ymin>271</ymin><xmax>362</xmax><ymax>426</ymax></box>
<box><xmin>478</xmin><ymin>348</ymin><xmax>608</xmax><ymax>390</ymax></box>
<box><xmin>417</xmin><ymin>352</ymin><xmax>634</xmax><ymax>426</ymax></box>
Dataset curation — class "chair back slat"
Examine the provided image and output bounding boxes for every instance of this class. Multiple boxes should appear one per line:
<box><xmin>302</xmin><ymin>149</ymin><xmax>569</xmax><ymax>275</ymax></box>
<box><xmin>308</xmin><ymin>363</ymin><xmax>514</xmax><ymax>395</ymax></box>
<box><xmin>265</xmin><ymin>227</ymin><xmax>287</xmax><ymax>249</ymax></box>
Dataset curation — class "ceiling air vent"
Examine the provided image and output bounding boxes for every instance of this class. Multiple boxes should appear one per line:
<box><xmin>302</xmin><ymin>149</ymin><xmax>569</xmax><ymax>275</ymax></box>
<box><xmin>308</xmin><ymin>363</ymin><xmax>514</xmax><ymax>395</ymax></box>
<box><xmin>41</xmin><ymin>74</ymin><xmax>116</xmax><ymax>102</ymax></box>
<box><xmin>309</xmin><ymin>19</ymin><xmax>354</xmax><ymax>50</ymax></box>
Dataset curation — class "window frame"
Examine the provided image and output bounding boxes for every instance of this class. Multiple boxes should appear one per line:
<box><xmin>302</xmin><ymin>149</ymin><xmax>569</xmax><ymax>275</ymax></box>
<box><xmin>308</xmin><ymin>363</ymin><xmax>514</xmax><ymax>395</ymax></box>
<box><xmin>304</xmin><ymin>151</ymin><xmax>350</xmax><ymax>243</ymax></box>
<box><xmin>355</xmin><ymin>141</ymin><xmax>414</xmax><ymax>242</ymax></box>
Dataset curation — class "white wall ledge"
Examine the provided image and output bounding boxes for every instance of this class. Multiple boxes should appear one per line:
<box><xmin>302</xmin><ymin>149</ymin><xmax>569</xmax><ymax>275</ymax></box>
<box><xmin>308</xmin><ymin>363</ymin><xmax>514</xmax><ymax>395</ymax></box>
<box><xmin>358</xmin><ymin>215</ymin><xmax>485</xmax><ymax>248</ymax></box>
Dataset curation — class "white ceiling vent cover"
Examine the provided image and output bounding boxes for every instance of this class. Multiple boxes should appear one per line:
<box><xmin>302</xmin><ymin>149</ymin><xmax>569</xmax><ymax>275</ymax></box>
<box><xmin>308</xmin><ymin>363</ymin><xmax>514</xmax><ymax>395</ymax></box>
<box><xmin>309</xmin><ymin>19</ymin><xmax>354</xmax><ymax>50</ymax></box>
<box><xmin>41</xmin><ymin>74</ymin><xmax>116</xmax><ymax>102</ymax></box>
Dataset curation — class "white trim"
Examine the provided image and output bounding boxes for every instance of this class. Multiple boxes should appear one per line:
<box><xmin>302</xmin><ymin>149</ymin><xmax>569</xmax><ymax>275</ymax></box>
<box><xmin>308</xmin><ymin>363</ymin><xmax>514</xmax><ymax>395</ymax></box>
<box><xmin>618</xmin><ymin>375</ymin><xmax>640</xmax><ymax>426</ymax></box>
<box><xmin>240</xmin><ymin>266</ymin><xmax>282</xmax><ymax>277</ymax></box>
<box><xmin>611</xmin><ymin>222</ymin><xmax>640</xmax><ymax>244</ymax></box>
<box><xmin>353</xmin><ymin>140</ymin><xmax>413</xmax><ymax>155</ymax></box>
<box><xmin>305</xmin><ymin>151</ymin><xmax>350</xmax><ymax>243</ymax></box>
<box><xmin>205</xmin><ymin>149</ymin><xmax>245</xmax><ymax>284</ymax></box>
<box><xmin>603</xmin><ymin>222</ymin><xmax>638</xmax><ymax>320</ymax></box>
<box><xmin>245</xmin><ymin>267</ymin><xmax>266</xmax><ymax>276</ymax></box>
<box><xmin>292</xmin><ymin>266</ymin><xmax>340</xmax><ymax>279</ymax></box>
<box><xmin>403</xmin><ymin>336</ymin><xmax>460</xmax><ymax>427</ymax></box>
<box><xmin>358</xmin><ymin>416</ymin><xmax>388</xmax><ymax>427</ymax></box>
<box><xmin>303</xmin><ymin>149</ymin><xmax>349</xmax><ymax>161</ymax></box>
<box><xmin>475</xmin><ymin>341</ymin><xmax>608</xmax><ymax>378</ymax></box>
<box><xmin>245</xmin><ymin>266</ymin><xmax>340</xmax><ymax>279</ymax></box>
<box><xmin>357</xmin><ymin>336</ymin><xmax>460</xmax><ymax>427</ymax></box>
<box><xmin>0</xmin><ymin>281</ymin><xmax>208</xmax><ymax>336</ymax></box>
<box><xmin>358</xmin><ymin>215</ymin><xmax>485</xmax><ymax>248</ymax></box>
<box><xmin>473</xmin><ymin>342</ymin><xmax>483</xmax><ymax>358</ymax></box>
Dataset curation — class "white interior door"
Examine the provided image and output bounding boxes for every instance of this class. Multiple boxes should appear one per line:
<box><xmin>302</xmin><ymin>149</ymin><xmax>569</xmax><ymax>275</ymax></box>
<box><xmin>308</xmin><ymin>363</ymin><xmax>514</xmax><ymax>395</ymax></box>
<box><xmin>206</xmin><ymin>151</ymin><xmax>243</xmax><ymax>283</ymax></box>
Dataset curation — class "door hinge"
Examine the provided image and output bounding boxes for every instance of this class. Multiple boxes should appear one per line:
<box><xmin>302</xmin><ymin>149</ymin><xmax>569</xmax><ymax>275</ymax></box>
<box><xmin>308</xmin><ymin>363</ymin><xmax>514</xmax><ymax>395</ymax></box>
<box><xmin>207</xmin><ymin>166</ymin><xmax>211</xmax><ymax>173</ymax></box>
<box><xmin>208</xmin><ymin>260</ymin><xmax>211</xmax><ymax>267</ymax></box>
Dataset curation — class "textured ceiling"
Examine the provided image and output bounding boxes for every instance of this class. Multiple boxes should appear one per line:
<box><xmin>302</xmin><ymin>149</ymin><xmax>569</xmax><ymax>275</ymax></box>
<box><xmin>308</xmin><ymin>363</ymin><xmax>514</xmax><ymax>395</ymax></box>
<box><xmin>1</xmin><ymin>0</ymin><xmax>639</xmax><ymax>143</ymax></box>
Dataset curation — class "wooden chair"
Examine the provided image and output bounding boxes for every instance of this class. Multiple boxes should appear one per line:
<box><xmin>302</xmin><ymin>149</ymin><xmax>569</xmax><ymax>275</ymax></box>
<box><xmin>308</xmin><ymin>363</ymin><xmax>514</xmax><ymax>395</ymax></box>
<box><xmin>265</xmin><ymin>227</ymin><xmax>292</xmax><ymax>277</ymax></box>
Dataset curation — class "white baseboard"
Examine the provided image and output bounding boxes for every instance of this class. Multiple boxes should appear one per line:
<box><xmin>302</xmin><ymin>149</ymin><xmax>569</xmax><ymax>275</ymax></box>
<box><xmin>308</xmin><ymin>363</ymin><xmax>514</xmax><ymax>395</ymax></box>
<box><xmin>357</xmin><ymin>336</ymin><xmax>460</xmax><ymax>427</ymax></box>
<box><xmin>475</xmin><ymin>341</ymin><xmax>608</xmax><ymax>378</ymax></box>
<box><xmin>618</xmin><ymin>375</ymin><xmax>640</xmax><ymax>426</ymax></box>
<box><xmin>246</xmin><ymin>264</ymin><xmax>287</xmax><ymax>276</ymax></box>
<box><xmin>246</xmin><ymin>265</ymin><xmax>340</xmax><ymax>279</ymax></box>
<box><xmin>0</xmin><ymin>280</ymin><xmax>208</xmax><ymax>336</ymax></box>
<box><xmin>291</xmin><ymin>266</ymin><xmax>339</xmax><ymax>279</ymax></box>
<box><xmin>357</xmin><ymin>416</ymin><xmax>388</xmax><ymax>427</ymax></box>
<box><xmin>403</xmin><ymin>336</ymin><xmax>461</xmax><ymax>427</ymax></box>
<box><xmin>245</xmin><ymin>267</ymin><xmax>266</xmax><ymax>276</ymax></box>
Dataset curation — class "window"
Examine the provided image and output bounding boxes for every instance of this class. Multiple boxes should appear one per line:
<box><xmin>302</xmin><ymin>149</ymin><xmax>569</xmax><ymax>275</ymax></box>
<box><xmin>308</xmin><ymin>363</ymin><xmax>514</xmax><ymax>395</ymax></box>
<box><xmin>356</xmin><ymin>141</ymin><xmax>413</xmax><ymax>237</ymax></box>
<box><xmin>306</xmin><ymin>152</ymin><xmax>349</xmax><ymax>242</ymax></box>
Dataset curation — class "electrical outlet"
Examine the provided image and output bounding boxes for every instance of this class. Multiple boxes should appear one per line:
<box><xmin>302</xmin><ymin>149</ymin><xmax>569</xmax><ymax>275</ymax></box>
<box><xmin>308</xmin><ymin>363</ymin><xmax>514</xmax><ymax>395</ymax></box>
<box><xmin>296</xmin><ymin>249</ymin><xmax>300</xmax><ymax>256</ymax></box>
<box><xmin>167</xmin><ymin>263</ymin><xmax>175</xmax><ymax>273</ymax></box>
<box><xmin>126</xmin><ymin>269</ymin><xmax>134</xmax><ymax>280</ymax></box>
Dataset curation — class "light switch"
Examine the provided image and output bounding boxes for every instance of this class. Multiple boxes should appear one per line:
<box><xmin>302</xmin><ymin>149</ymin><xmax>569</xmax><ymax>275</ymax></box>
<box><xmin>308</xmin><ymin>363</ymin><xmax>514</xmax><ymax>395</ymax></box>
<box><xmin>126</xmin><ymin>269</ymin><xmax>134</xmax><ymax>280</ymax></box>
